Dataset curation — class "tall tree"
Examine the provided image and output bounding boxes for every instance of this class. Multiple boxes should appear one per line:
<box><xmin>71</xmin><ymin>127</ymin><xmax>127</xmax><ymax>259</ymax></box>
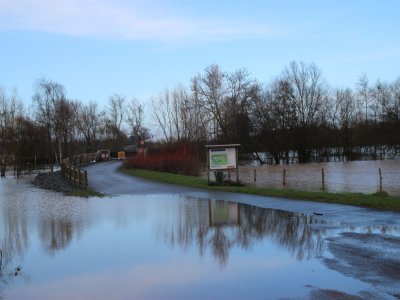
<box><xmin>106</xmin><ymin>94</ymin><xmax>127</xmax><ymax>149</ymax></box>
<box><xmin>73</xmin><ymin>101</ymin><xmax>104</xmax><ymax>153</ymax></box>
<box><xmin>283</xmin><ymin>61</ymin><xmax>328</xmax><ymax>163</ymax></box>
<box><xmin>356</xmin><ymin>73</ymin><xmax>371</xmax><ymax>124</ymax></box>
<box><xmin>191</xmin><ymin>64</ymin><xmax>227</xmax><ymax>140</ymax></box>
<box><xmin>151</xmin><ymin>89</ymin><xmax>175</xmax><ymax>142</ymax></box>
<box><xmin>192</xmin><ymin>65</ymin><xmax>259</xmax><ymax>144</ymax></box>
<box><xmin>0</xmin><ymin>88</ymin><xmax>23</xmax><ymax>176</ymax></box>
<box><xmin>126</xmin><ymin>98</ymin><xmax>151</xmax><ymax>146</ymax></box>
<box><xmin>32</xmin><ymin>78</ymin><xmax>66</xmax><ymax>169</ymax></box>
<box><xmin>334</xmin><ymin>88</ymin><xmax>357</xmax><ymax>160</ymax></box>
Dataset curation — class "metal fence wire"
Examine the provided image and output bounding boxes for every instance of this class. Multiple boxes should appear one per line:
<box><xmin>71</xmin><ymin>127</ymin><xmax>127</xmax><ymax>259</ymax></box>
<box><xmin>236</xmin><ymin>161</ymin><xmax>400</xmax><ymax>195</ymax></box>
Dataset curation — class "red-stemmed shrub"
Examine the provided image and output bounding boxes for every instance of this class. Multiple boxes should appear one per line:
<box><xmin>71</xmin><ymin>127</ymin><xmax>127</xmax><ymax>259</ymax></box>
<box><xmin>124</xmin><ymin>142</ymin><xmax>201</xmax><ymax>176</ymax></box>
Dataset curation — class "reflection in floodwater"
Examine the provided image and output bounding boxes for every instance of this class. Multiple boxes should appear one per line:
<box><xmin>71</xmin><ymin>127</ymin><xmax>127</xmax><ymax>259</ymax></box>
<box><xmin>0</xmin><ymin>184</ymin><xmax>29</xmax><ymax>300</ymax></box>
<box><xmin>0</xmin><ymin>178</ymin><xmax>92</xmax><ymax>299</ymax></box>
<box><xmin>1</xmin><ymin>178</ymin><xmax>400</xmax><ymax>299</ymax></box>
<box><xmin>159</xmin><ymin>196</ymin><xmax>324</xmax><ymax>267</ymax></box>
<box><xmin>39</xmin><ymin>219</ymin><xmax>73</xmax><ymax>255</ymax></box>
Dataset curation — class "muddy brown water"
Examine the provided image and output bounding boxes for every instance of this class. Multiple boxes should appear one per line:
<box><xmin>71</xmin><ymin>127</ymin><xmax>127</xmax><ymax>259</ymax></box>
<box><xmin>235</xmin><ymin>160</ymin><xmax>400</xmax><ymax>195</ymax></box>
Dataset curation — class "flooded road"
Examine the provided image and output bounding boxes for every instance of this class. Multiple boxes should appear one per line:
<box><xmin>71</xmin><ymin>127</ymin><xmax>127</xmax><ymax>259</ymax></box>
<box><xmin>1</xmin><ymin>165</ymin><xmax>400</xmax><ymax>299</ymax></box>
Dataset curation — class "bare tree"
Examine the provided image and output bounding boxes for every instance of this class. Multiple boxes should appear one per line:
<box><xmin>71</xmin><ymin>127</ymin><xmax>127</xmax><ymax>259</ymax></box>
<box><xmin>151</xmin><ymin>89</ymin><xmax>174</xmax><ymax>142</ymax></box>
<box><xmin>250</xmin><ymin>78</ymin><xmax>296</xmax><ymax>164</ymax></box>
<box><xmin>283</xmin><ymin>61</ymin><xmax>328</xmax><ymax>162</ymax></box>
<box><xmin>386</xmin><ymin>78</ymin><xmax>400</xmax><ymax>123</ymax></box>
<box><xmin>170</xmin><ymin>85</ymin><xmax>188</xmax><ymax>141</ymax></box>
<box><xmin>224</xmin><ymin>69</ymin><xmax>260</xmax><ymax>143</ymax></box>
<box><xmin>356</xmin><ymin>73</ymin><xmax>371</xmax><ymax>123</ymax></box>
<box><xmin>54</xmin><ymin>97</ymin><xmax>75</xmax><ymax>160</ymax></box>
<box><xmin>371</xmin><ymin>80</ymin><xmax>391</xmax><ymax>123</ymax></box>
<box><xmin>333</xmin><ymin>88</ymin><xmax>357</xmax><ymax>160</ymax></box>
<box><xmin>32</xmin><ymin>78</ymin><xmax>66</xmax><ymax>169</ymax></box>
<box><xmin>105</xmin><ymin>94</ymin><xmax>127</xmax><ymax>148</ymax></box>
<box><xmin>107</xmin><ymin>94</ymin><xmax>126</xmax><ymax>132</ymax></box>
<box><xmin>191</xmin><ymin>64</ymin><xmax>227</xmax><ymax>140</ymax></box>
<box><xmin>0</xmin><ymin>88</ymin><xmax>23</xmax><ymax>176</ymax></box>
<box><xmin>371</xmin><ymin>78</ymin><xmax>400</xmax><ymax>153</ymax></box>
<box><xmin>73</xmin><ymin>101</ymin><xmax>104</xmax><ymax>153</ymax></box>
<box><xmin>126</xmin><ymin>98</ymin><xmax>151</xmax><ymax>146</ymax></box>
<box><xmin>191</xmin><ymin>65</ymin><xmax>259</xmax><ymax>143</ymax></box>
<box><xmin>190</xmin><ymin>77</ymin><xmax>214</xmax><ymax>141</ymax></box>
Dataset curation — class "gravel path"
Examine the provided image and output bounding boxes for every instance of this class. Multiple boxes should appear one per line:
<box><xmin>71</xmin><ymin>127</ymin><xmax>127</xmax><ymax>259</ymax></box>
<box><xmin>32</xmin><ymin>171</ymin><xmax>78</xmax><ymax>193</ymax></box>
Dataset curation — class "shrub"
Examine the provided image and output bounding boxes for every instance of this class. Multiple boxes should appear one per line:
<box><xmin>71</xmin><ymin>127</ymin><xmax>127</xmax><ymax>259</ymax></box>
<box><xmin>124</xmin><ymin>142</ymin><xmax>201</xmax><ymax>176</ymax></box>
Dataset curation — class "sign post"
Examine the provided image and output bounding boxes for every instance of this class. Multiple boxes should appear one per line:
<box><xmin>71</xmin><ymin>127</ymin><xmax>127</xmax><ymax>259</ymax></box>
<box><xmin>206</xmin><ymin>144</ymin><xmax>240</xmax><ymax>185</ymax></box>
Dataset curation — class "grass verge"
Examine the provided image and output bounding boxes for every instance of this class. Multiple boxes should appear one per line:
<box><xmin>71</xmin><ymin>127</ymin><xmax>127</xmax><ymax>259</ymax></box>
<box><xmin>122</xmin><ymin>167</ymin><xmax>400</xmax><ymax>211</ymax></box>
<box><xmin>66</xmin><ymin>188</ymin><xmax>104</xmax><ymax>198</ymax></box>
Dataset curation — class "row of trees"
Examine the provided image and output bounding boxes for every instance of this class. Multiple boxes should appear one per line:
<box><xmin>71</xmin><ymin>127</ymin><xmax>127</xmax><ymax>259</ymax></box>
<box><xmin>0</xmin><ymin>78</ymin><xmax>150</xmax><ymax>175</ymax></box>
<box><xmin>1</xmin><ymin>61</ymin><xmax>400</xmax><ymax>174</ymax></box>
<box><xmin>152</xmin><ymin>62</ymin><xmax>400</xmax><ymax>163</ymax></box>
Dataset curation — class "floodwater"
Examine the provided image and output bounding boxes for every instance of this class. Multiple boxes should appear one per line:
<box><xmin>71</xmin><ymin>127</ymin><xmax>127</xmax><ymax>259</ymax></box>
<box><xmin>239</xmin><ymin>160</ymin><xmax>400</xmax><ymax>195</ymax></box>
<box><xmin>1</xmin><ymin>176</ymin><xmax>400</xmax><ymax>299</ymax></box>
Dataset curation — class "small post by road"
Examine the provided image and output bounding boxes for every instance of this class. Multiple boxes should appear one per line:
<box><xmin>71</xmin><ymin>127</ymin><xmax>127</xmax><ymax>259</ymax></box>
<box><xmin>321</xmin><ymin>168</ymin><xmax>325</xmax><ymax>190</ymax></box>
<box><xmin>253</xmin><ymin>169</ymin><xmax>256</xmax><ymax>185</ymax></box>
<box><xmin>379</xmin><ymin>168</ymin><xmax>383</xmax><ymax>192</ymax></box>
<box><xmin>283</xmin><ymin>169</ymin><xmax>286</xmax><ymax>187</ymax></box>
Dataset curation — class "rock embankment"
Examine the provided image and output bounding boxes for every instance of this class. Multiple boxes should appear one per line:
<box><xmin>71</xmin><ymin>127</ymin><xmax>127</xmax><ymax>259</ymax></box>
<box><xmin>33</xmin><ymin>171</ymin><xmax>78</xmax><ymax>193</ymax></box>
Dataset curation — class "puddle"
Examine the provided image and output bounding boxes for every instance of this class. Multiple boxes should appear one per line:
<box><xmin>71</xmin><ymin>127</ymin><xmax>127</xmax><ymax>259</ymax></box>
<box><xmin>1</xmin><ymin>177</ymin><xmax>399</xmax><ymax>299</ymax></box>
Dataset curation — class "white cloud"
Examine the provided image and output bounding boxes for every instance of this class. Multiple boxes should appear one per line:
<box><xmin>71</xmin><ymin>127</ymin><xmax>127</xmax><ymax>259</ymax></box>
<box><xmin>0</xmin><ymin>0</ymin><xmax>286</xmax><ymax>41</ymax></box>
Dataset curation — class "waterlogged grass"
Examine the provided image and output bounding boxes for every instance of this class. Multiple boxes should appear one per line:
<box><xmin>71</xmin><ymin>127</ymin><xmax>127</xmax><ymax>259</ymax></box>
<box><xmin>66</xmin><ymin>188</ymin><xmax>104</xmax><ymax>198</ymax></box>
<box><xmin>122</xmin><ymin>168</ymin><xmax>400</xmax><ymax>211</ymax></box>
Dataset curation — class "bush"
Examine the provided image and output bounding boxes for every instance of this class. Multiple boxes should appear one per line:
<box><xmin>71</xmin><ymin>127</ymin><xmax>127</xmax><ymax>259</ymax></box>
<box><xmin>124</xmin><ymin>143</ymin><xmax>201</xmax><ymax>176</ymax></box>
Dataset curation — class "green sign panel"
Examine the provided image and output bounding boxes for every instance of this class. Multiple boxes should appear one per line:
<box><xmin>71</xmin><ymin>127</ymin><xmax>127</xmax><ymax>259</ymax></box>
<box><xmin>209</xmin><ymin>147</ymin><xmax>236</xmax><ymax>170</ymax></box>
<box><xmin>210</xmin><ymin>153</ymin><xmax>228</xmax><ymax>167</ymax></box>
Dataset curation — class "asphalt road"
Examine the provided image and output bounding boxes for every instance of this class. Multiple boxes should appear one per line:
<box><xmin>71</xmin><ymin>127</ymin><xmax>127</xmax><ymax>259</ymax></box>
<box><xmin>84</xmin><ymin>160</ymin><xmax>400</xmax><ymax>298</ymax></box>
<box><xmin>84</xmin><ymin>160</ymin><xmax>198</xmax><ymax>195</ymax></box>
<box><xmin>84</xmin><ymin>161</ymin><xmax>400</xmax><ymax>226</ymax></box>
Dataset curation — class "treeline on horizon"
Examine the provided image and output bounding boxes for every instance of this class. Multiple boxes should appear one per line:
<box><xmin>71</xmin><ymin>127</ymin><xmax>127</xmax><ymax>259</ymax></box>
<box><xmin>1</xmin><ymin>61</ymin><xmax>400</xmax><ymax>175</ymax></box>
<box><xmin>151</xmin><ymin>61</ymin><xmax>400</xmax><ymax>164</ymax></box>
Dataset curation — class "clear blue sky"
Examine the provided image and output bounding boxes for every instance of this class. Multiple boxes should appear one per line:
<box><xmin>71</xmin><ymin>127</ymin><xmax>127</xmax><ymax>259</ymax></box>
<box><xmin>1</xmin><ymin>0</ymin><xmax>399</xmax><ymax>109</ymax></box>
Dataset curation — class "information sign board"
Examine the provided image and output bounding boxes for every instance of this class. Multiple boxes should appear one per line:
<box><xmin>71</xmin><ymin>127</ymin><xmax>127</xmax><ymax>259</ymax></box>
<box><xmin>209</xmin><ymin>147</ymin><xmax>237</xmax><ymax>170</ymax></box>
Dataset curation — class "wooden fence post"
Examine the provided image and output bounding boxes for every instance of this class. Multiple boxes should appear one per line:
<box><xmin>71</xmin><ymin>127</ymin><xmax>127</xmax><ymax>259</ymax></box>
<box><xmin>75</xmin><ymin>167</ymin><xmax>79</xmax><ymax>184</ymax></box>
<box><xmin>62</xmin><ymin>152</ymin><xmax>96</xmax><ymax>189</ymax></box>
<box><xmin>321</xmin><ymin>168</ymin><xmax>325</xmax><ymax>190</ymax></box>
<box><xmin>79</xmin><ymin>170</ymin><xmax>82</xmax><ymax>186</ymax></box>
<box><xmin>379</xmin><ymin>168</ymin><xmax>383</xmax><ymax>192</ymax></box>
<box><xmin>254</xmin><ymin>169</ymin><xmax>256</xmax><ymax>185</ymax></box>
<box><xmin>283</xmin><ymin>169</ymin><xmax>286</xmax><ymax>186</ymax></box>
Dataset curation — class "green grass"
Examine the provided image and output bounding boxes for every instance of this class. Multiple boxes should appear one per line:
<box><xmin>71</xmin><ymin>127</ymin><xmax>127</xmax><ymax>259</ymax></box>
<box><xmin>121</xmin><ymin>167</ymin><xmax>400</xmax><ymax>211</ymax></box>
<box><xmin>66</xmin><ymin>188</ymin><xmax>104</xmax><ymax>198</ymax></box>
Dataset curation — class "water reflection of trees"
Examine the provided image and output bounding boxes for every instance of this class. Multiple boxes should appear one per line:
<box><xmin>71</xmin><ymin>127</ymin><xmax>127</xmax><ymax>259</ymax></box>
<box><xmin>0</xmin><ymin>186</ymin><xmax>89</xmax><ymax>299</ymax></box>
<box><xmin>39</xmin><ymin>219</ymin><xmax>74</xmax><ymax>255</ymax></box>
<box><xmin>160</xmin><ymin>197</ymin><xmax>324</xmax><ymax>267</ymax></box>
<box><xmin>0</xmin><ymin>193</ymin><xmax>30</xmax><ymax>299</ymax></box>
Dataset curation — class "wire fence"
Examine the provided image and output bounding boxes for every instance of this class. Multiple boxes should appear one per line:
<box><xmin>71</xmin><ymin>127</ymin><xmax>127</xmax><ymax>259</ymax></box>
<box><xmin>237</xmin><ymin>160</ymin><xmax>400</xmax><ymax>195</ymax></box>
<box><xmin>2</xmin><ymin>163</ymin><xmax>61</xmax><ymax>176</ymax></box>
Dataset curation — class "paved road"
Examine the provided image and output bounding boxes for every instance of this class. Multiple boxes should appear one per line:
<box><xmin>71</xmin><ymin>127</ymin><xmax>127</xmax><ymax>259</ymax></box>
<box><xmin>84</xmin><ymin>160</ymin><xmax>198</xmax><ymax>195</ymax></box>
<box><xmin>84</xmin><ymin>161</ymin><xmax>400</xmax><ymax>227</ymax></box>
